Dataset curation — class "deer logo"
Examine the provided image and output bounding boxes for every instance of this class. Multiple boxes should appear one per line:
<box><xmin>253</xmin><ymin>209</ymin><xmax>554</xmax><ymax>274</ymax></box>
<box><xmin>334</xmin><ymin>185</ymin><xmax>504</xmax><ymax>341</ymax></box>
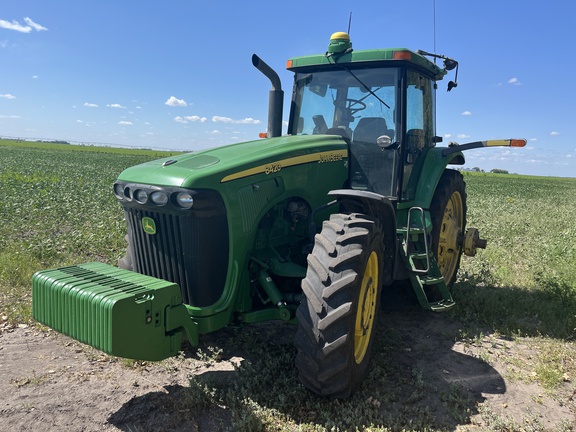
<box><xmin>142</xmin><ymin>217</ymin><xmax>157</xmax><ymax>235</ymax></box>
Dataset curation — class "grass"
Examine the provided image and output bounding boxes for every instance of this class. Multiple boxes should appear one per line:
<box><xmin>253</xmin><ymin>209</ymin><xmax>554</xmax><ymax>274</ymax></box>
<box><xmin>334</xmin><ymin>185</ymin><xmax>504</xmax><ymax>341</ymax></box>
<box><xmin>454</xmin><ymin>172</ymin><xmax>576</xmax><ymax>338</ymax></box>
<box><xmin>0</xmin><ymin>139</ymin><xmax>180</xmax><ymax>323</ymax></box>
<box><xmin>1</xmin><ymin>140</ymin><xmax>576</xmax><ymax>430</ymax></box>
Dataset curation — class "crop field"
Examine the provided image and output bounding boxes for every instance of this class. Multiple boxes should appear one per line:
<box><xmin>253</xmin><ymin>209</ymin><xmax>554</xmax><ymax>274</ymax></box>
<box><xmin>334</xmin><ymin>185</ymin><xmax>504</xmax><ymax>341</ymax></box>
<box><xmin>1</xmin><ymin>138</ymin><xmax>575</xmax><ymax>431</ymax></box>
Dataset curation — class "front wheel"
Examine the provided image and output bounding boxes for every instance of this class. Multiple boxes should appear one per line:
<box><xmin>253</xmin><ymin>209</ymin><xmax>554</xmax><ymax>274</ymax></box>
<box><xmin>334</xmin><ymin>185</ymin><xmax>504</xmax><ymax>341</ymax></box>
<box><xmin>295</xmin><ymin>213</ymin><xmax>384</xmax><ymax>398</ymax></box>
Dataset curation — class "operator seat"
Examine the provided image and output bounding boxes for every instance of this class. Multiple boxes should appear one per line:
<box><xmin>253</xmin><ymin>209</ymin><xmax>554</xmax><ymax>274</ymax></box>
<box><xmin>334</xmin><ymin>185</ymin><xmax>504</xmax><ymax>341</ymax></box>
<box><xmin>353</xmin><ymin>117</ymin><xmax>394</xmax><ymax>144</ymax></box>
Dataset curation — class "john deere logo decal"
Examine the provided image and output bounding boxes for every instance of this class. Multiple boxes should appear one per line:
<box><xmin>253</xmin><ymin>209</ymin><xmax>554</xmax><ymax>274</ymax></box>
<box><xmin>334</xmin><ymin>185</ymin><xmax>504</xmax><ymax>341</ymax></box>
<box><xmin>142</xmin><ymin>217</ymin><xmax>156</xmax><ymax>235</ymax></box>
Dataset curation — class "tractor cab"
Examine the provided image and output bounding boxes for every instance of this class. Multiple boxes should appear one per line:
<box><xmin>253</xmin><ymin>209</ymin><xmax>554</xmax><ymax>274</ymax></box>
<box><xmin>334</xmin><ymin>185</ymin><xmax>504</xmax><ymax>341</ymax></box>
<box><xmin>287</xmin><ymin>32</ymin><xmax>444</xmax><ymax>201</ymax></box>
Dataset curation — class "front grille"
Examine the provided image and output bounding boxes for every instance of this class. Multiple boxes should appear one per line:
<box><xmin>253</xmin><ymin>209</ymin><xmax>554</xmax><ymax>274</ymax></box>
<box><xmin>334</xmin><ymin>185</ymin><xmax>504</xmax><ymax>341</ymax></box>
<box><xmin>124</xmin><ymin>191</ymin><xmax>229</xmax><ymax>307</ymax></box>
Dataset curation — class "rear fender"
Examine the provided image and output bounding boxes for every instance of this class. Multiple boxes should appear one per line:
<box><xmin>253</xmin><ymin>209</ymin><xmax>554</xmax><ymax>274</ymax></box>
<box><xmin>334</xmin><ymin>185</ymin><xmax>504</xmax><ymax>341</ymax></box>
<box><xmin>405</xmin><ymin>148</ymin><xmax>464</xmax><ymax>209</ymax></box>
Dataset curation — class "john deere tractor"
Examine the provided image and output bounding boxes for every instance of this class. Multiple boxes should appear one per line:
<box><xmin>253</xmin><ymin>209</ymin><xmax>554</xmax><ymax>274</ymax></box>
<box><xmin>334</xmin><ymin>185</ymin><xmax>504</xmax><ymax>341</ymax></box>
<box><xmin>32</xmin><ymin>32</ymin><xmax>525</xmax><ymax>398</ymax></box>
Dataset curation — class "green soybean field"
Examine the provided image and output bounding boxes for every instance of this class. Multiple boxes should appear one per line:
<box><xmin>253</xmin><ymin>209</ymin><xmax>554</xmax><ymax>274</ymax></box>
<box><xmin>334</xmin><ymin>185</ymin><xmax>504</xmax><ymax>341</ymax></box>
<box><xmin>1</xmin><ymin>138</ymin><xmax>575</xmax><ymax>431</ymax></box>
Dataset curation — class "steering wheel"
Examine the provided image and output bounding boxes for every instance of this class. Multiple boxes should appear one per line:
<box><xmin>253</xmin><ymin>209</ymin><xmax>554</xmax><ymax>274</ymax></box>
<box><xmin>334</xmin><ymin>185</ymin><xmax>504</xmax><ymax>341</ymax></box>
<box><xmin>344</xmin><ymin>98</ymin><xmax>367</xmax><ymax>115</ymax></box>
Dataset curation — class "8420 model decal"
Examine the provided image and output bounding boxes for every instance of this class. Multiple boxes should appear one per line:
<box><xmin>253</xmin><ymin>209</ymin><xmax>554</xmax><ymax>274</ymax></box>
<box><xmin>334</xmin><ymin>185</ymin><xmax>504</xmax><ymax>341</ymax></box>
<box><xmin>221</xmin><ymin>150</ymin><xmax>347</xmax><ymax>183</ymax></box>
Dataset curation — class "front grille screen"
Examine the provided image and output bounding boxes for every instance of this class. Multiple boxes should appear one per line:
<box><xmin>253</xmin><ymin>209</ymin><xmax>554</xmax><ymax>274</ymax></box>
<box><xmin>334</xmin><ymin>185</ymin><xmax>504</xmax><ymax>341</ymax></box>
<box><xmin>124</xmin><ymin>192</ymin><xmax>229</xmax><ymax>307</ymax></box>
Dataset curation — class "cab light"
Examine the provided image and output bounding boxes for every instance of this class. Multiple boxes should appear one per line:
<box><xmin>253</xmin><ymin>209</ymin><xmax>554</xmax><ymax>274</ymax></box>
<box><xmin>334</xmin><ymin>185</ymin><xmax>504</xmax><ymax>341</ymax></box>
<box><xmin>150</xmin><ymin>190</ymin><xmax>168</xmax><ymax>206</ymax></box>
<box><xmin>259</xmin><ymin>132</ymin><xmax>268</xmax><ymax>138</ymax></box>
<box><xmin>175</xmin><ymin>192</ymin><xmax>194</xmax><ymax>209</ymax></box>
<box><xmin>393</xmin><ymin>51</ymin><xmax>412</xmax><ymax>61</ymax></box>
<box><xmin>286</xmin><ymin>59</ymin><xmax>293</xmax><ymax>69</ymax></box>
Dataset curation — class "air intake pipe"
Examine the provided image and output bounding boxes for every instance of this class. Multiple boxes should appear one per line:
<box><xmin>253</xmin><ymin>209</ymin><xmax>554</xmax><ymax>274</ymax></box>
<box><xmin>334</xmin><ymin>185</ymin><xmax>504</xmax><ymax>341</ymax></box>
<box><xmin>252</xmin><ymin>54</ymin><xmax>283</xmax><ymax>138</ymax></box>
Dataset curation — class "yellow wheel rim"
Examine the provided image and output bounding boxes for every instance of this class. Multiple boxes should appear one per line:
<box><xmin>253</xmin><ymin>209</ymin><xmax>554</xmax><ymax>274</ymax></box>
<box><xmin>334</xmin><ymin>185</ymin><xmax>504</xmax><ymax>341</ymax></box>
<box><xmin>437</xmin><ymin>191</ymin><xmax>464</xmax><ymax>284</ymax></box>
<box><xmin>354</xmin><ymin>251</ymin><xmax>378</xmax><ymax>364</ymax></box>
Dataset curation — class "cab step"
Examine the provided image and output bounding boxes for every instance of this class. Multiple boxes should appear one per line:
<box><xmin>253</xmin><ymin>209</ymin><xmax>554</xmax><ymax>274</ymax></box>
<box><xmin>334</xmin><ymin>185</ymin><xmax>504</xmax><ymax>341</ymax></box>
<box><xmin>398</xmin><ymin>207</ymin><xmax>455</xmax><ymax>312</ymax></box>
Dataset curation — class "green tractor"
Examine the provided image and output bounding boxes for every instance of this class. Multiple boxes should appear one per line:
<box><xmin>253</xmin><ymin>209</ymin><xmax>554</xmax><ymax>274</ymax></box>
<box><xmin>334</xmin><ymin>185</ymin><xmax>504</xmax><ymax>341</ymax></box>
<box><xmin>32</xmin><ymin>32</ymin><xmax>525</xmax><ymax>398</ymax></box>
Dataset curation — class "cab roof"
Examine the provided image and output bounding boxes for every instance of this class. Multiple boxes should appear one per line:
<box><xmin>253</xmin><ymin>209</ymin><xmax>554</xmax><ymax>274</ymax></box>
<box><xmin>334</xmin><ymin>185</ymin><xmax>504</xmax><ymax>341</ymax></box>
<box><xmin>286</xmin><ymin>33</ymin><xmax>447</xmax><ymax>81</ymax></box>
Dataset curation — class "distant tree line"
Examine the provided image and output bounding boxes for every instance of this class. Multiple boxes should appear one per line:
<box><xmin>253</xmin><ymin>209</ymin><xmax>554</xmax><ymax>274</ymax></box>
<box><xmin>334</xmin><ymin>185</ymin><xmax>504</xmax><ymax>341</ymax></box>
<box><xmin>460</xmin><ymin>167</ymin><xmax>510</xmax><ymax>174</ymax></box>
<box><xmin>35</xmin><ymin>139</ymin><xmax>71</xmax><ymax>145</ymax></box>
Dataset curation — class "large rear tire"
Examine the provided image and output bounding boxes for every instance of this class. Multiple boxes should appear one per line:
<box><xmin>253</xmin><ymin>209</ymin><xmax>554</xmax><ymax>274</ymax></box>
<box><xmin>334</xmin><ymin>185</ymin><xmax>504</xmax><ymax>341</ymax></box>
<box><xmin>295</xmin><ymin>213</ymin><xmax>384</xmax><ymax>398</ymax></box>
<box><xmin>430</xmin><ymin>170</ymin><xmax>467</xmax><ymax>287</ymax></box>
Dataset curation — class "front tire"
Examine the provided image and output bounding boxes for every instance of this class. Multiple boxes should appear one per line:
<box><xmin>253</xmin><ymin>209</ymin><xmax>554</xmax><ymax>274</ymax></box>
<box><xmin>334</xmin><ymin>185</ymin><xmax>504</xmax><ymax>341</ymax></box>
<box><xmin>295</xmin><ymin>213</ymin><xmax>384</xmax><ymax>398</ymax></box>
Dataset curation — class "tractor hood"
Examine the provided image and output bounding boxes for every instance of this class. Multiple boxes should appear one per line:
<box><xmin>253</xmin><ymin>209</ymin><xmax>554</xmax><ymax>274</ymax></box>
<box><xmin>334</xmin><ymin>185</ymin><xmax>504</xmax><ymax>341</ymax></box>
<box><xmin>116</xmin><ymin>134</ymin><xmax>348</xmax><ymax>189</ymax></box>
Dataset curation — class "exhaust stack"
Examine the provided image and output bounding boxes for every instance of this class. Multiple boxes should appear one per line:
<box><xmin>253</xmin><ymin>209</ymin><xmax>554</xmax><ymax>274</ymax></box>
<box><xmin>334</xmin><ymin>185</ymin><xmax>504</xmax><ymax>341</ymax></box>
<box><xmin>252</xmin><ymin>54</ymin><xmax>283</xmax><ymax>138</ymax></box>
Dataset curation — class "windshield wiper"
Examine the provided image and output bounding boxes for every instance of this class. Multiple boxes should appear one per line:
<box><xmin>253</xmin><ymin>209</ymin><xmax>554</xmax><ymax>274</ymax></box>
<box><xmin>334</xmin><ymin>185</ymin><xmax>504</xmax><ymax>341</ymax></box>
<box><xmin>327</xmin><ymin>55</ymin><xmax>391</xmax><ymax>109</ymax></box>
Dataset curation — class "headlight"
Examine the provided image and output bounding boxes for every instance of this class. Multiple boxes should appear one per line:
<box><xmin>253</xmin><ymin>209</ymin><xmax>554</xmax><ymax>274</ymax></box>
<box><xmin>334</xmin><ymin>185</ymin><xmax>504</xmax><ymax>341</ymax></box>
<box><xmin>150</xmin><ymin>190</ymin><xmax>168</xmax><ymax>206</ymax></box>
<box><xmin>175</xmin><ymin>191</ymin><xmax>194</xmax><ymax>208</ymax></box>
<box><xmin>134</xmin><ymin>189</ymin><xmax>148</xmax><ymax>204</ymax></box>
<box><xmin>113</xmin><ymin>183</ymin><xmax>124</xmax><ymax>200</ymax></box>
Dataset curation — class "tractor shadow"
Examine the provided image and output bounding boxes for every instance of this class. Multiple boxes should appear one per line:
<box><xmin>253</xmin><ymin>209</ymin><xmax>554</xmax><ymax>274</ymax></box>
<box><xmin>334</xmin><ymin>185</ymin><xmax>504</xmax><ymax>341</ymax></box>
<box><xmin>109</xmin><ymin>284</ymin><xmax>505</xmax><ymax>431</ymax></box>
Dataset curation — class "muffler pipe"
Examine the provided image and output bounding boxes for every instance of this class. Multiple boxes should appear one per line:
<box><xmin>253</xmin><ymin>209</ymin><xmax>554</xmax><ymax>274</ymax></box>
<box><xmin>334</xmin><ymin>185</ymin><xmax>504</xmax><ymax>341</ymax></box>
<box><xmin>252</xmin><ymin>54</ymin><xmax>283</xmax><ymax>138</ymax></box>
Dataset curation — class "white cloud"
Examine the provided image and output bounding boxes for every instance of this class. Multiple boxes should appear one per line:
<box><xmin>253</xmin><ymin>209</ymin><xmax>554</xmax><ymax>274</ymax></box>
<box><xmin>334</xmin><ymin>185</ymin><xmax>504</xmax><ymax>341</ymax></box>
<box><xmin>174</xmin><ymin>115</ymin><xmax>207</xmax><ymax>124</ymax></box>
<box><xmin>212</xmin><ymin>116</ymin><xmax>233</xmax><ymax>123</ymax></box>
<box><xmin>32</xmin><ymin>75</ymin><xmax>38</xmax><ymax>79</ymax></box>
<box><xmin>212</xmin><ymin>115</ymin><xmax>261</xmax><ymax>124</ymax></box>
<box><xmin>118</xmin><ymin>121</ymin><xmax>133</xmax><ymax>125</ymax></box>
<box><xmin>0</xmin><ymin>114</ymin><xmax>20</xmax><ymax>119</ymax></box>
<box><xmin>461</xmin><ymin>111</ymin><xmax>472</xmax><ymax>116</ymax></box>
<box><xmin>0</xmin><ymin>93</ymin><xmax>15</xmax><ymax>99</ymax></box>
<box><xmin>235</xmin><ymin>117</ymin><xmax>261</xmax><ymax>125</ymax></box>
<box><xmin>508</xmin><ymin>77</ymin><xmax>522</xmax><ymax>86</ymax></box>
<box><xmin>457</xmin><ymin>134</ymin><xmax>470</xmax><ymax>139</ymax></box>
<box><xmin>210</xmin><ymin>130</ymin><xmax>221</xmax><ymax>134</ymax></box>
<box><xmin>24</xmin><ymin>17</ymin><xmax>47</xmax><ymax>32</ymax></box>
<box><xmin>165</xmin><ymin>96</ymin><xmax>187</xmax><ymax>107</ymax></box>
<box><xmin>107</xmin><ymin>103</ymin><xmax>126</xmax><ymax>109</ymax></box>
<box><xmin>83</xmin><ymin>102</ymin><xmax>98</xmax><ymax>108</ymax></box>
<box><xmin>550</xmin><ymin>131</ymin><xmax>561</xmax><ymax>136</ymax></box>
<box><xmin>0</xmin><ymin>17</ymin><xmax>47</xmax><ymax>33</ymax></box>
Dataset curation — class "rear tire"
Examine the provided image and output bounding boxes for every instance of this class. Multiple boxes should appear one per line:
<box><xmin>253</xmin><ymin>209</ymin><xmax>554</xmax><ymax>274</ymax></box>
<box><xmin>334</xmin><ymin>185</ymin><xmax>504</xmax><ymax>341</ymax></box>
<box><xmin>430</xmin><ymin>170</ymin><xmax>467</xmax><ymax>287</ymax></box>
<box><xmin>295</xmin><ymin>213</ymin><xmax>384</xmax><ymax>398</ymax></box>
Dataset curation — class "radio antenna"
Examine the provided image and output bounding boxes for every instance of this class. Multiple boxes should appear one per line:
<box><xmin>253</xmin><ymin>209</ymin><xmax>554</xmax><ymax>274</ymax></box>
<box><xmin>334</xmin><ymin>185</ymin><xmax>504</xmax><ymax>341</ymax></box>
<box><xmin>347</xmin><ymin>12</ymin><xmax>352</xmax><ymax>34</ymax></box>
<box><xmin>433</xmin><ymin>0</ymin><xmax>437</xmax><ymax>59</ymax></box>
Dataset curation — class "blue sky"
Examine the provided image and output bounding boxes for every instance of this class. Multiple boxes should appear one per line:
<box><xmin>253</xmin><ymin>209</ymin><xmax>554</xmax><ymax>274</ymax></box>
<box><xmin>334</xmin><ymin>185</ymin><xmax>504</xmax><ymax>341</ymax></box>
<box><xmin>1</xmin><ymin>1</ymin><xmax>575</xmax><ymax>177</ymax></box>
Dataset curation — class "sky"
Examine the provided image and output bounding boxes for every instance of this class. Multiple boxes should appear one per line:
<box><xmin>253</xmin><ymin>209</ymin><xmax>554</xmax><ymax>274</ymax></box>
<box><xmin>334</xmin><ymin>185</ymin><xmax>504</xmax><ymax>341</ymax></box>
<box><xmin>1</xmin><ymin>0</ymin><xmax>575</xmax><ymax>177</ymax></box>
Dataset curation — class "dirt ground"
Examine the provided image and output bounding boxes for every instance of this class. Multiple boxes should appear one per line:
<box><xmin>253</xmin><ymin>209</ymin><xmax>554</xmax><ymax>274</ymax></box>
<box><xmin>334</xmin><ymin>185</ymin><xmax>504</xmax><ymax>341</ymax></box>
<box><xmin>1</xmin><ymin>309</ymin><xmax>574</xmax><ymax>432</ymax></box>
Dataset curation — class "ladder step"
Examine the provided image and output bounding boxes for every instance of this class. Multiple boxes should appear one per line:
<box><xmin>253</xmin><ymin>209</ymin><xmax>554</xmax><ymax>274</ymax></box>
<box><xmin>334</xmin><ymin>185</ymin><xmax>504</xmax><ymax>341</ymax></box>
<box><xmin>429</xmin><ymin>299</ymin><xmax>456</xmax><ymax>312</ymax></box>
<box><xmin>409</xmin><ymin>252</ymin><xmax>429</xmax><ymax>261</ymax></box>
<box><xmin>397</xmin><ymin>227</ymin><xmax>426</xmax><ymax>236</ymax></box>
<box><xmin>420</xmin><ymin>276</ymin><xmax>444</xmax><ymax>286</ymax></box>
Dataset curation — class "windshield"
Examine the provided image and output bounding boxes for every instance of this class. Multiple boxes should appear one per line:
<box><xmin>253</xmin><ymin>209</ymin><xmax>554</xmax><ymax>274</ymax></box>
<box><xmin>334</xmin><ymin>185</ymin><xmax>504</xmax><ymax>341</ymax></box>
<box><xmin>289</xmin><ymin>67</ymin><xmax>399</xmax><ymax>140</ymax></box>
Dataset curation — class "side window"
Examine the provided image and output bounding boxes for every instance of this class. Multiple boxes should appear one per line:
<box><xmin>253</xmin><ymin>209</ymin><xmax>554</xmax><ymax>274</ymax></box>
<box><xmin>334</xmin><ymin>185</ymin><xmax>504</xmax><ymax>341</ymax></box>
<box><xmin>402</xmin><ymin>71</ymin><xmax>435</xmax><ymax>199</ymax></box>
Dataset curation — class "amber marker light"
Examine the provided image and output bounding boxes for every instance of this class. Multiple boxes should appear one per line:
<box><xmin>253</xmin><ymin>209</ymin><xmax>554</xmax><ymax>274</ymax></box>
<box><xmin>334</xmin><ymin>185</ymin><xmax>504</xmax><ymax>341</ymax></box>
<box><xmin>259</xmin><ymin>132</ymin><xmax>268</xmax><ymax>138</ymax></box>
<box><xmin>286</xmin><ymin>59</ymin><xmax>293</xmax><ymax>69</ymax></box>
<box><xmin>511</xmin><ymin>139</ymin><xmax>527</xmax><ymax>147</ymax></box>
<box><xmin>393</xmin><ymin>51</ymin><xmax>412</xmax><ymax>60</ymax></box>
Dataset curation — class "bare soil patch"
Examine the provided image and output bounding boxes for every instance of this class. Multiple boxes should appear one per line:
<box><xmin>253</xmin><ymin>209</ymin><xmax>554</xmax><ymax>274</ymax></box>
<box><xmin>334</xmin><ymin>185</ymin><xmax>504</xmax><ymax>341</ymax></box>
<box><xmin>1</xmin><ymin>308</ymin><xmax>574</xmax><ymax>431</ymax></box>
